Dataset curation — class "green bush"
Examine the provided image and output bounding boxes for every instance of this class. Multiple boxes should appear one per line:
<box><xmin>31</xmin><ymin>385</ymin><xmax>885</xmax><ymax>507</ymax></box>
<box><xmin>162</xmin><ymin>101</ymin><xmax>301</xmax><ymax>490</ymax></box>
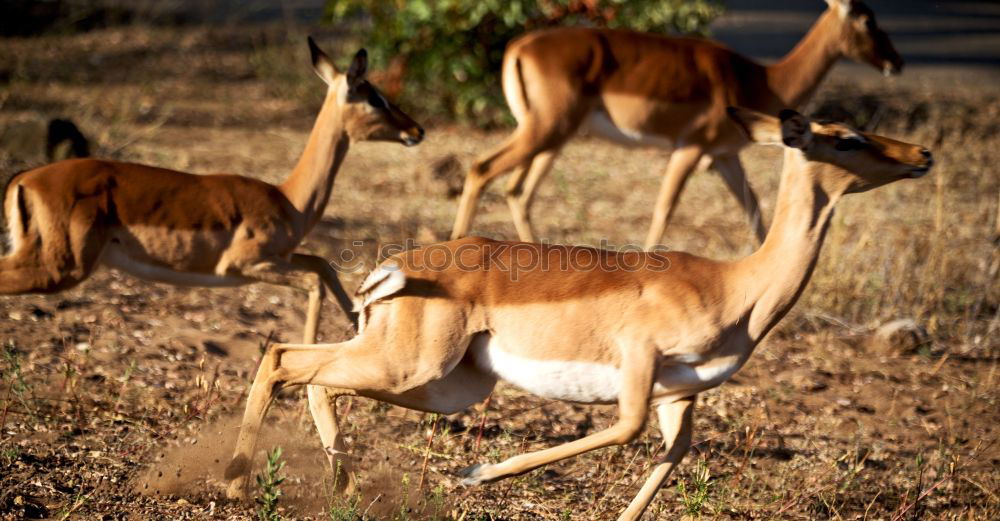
<box><xmin>326</xmin><ymin>0</ymin><xmax>724</xmax><ymax>127</ymax></box>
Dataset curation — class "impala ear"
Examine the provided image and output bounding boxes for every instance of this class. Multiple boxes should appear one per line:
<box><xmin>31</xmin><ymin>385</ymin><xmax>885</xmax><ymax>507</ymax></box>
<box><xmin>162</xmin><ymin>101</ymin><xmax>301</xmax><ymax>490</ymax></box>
<box><xmin>308</xmin><ymin>36</ymin><xmax>339</xmax><ymax>85</ymax></box>
<box><xmin>778</xmin><ymin>109</ymin><xmax>814</xmax><ymax>149</ymax></box>
<box><xmin>727</xmin><ymin>106</ymin><xmax>783</xmax><ymax>145</ymax></box>
<box><xmin>346</xmin><ymin>48</ymin><xmax>368</xmax><ymax>89</ymax></box>
<box><xmin>824</xmin><ymin>0</ymin><xmax>851</xmax><ymax>19</ymax></box>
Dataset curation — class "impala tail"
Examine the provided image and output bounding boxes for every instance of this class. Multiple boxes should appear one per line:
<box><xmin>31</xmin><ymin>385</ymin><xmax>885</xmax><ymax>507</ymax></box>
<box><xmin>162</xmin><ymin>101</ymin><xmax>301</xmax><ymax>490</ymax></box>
<box><xmin>0</xmin><ymin>169</ymin><xmax>27</xmax><ymax>256</ymax></box>
<box><xmin>501</xmin><ymin>54</ymin><xmax>530</xmax><ymax>123</ymax></box>
<box><xmin>354</xmin><ymin>262</ymin><xmax>407</xmax><ymax>330</ymax></box>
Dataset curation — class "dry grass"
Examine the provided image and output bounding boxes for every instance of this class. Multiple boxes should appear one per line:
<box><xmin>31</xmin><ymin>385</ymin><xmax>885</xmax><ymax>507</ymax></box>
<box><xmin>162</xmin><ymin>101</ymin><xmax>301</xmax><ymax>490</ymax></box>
<box><xmin>1</xmin><ymin>22</ymin><xmax>998</xmax><ymax>521</ymax></box>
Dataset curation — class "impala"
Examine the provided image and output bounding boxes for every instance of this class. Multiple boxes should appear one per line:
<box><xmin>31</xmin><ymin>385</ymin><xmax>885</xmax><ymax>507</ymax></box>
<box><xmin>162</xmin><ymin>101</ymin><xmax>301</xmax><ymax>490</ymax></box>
<box><xmin>450</xmin><ymin>0</ymin><xmax>904</xmax><ymax>248</ymax></box>
<box><xmin>0</xmin><ymin>38</ymin><xmax>423</xmax><ymax>485</ymax></box>
<box><xmin>224</xmin><ymin>107</ymin><xmax>932</xmax><ymax>519</ymax></box>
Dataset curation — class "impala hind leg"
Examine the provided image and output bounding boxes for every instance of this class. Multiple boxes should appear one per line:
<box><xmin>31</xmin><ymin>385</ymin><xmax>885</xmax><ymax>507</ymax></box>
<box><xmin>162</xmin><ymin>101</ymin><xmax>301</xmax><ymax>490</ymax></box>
<box><xmin>643</xmin><ymin>146</ymin><xmax>705</xmax><ymax>250</ymax></box>
<box><xmin>225</xmin><ymin>339</ymin><xmax>378</xmax><ymax>499</ymax></box>
<box><xmin>451</xmin><ymin>99</ymin><xmax>585</xmax><ymax>240</ymax></box>
<box><xmin>0</xmin><ymin>249</ymin><xmax>89</xmax><ymax>293</ymax></box>
<box><xmin>225</xmin><ymin>343</ymin><xmax>292</xmax><ymax>499</ymax></box>
<box><xmin>0</xmin><ymin>191</ymin><xmax>108</xmax><ymax>294</ymax></box>
<box><xmin>617</xmin><ymin>397</ymin><xmax>695</xmax><ymax>521</ymax></box>
<box><xmin>505</xmin><ymin>149</ymin><xmax>561</xmax><ymax>242</ymax></box>
<box><xmin>712</xmin><ymin>154</ymin><xmax>767</xmax><ymax>243</ymax></box>
<box><xmin>225</xmin><ymin>334</ymin><xmax>474</xmax><ymax>499</ymax></box>
<box><xmin>451</xmin><ymin>129</ymin><xmax>537</xmax><ymax>241</ymax></box>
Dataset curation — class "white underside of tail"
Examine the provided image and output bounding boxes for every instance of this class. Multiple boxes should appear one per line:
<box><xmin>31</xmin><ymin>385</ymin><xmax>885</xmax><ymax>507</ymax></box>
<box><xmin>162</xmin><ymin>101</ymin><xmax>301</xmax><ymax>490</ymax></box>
<box><xmin>355</xmin><ymin>263</ymin><xmax>406</xmax><ymax>332</ymax></box>
<box><xmin>355</xmin><ymin>263</ymin><xmax>406</xmax><ymax>311</ymax></box>
<box><xmin>501</xmin><ymin>56</ymin><xmax>528</xmax><ymax>124</ymax></box>
<box><xmin>4</xmin><ymin>184</ymin><xmax>24</xmax><ymax>255</ymax></box>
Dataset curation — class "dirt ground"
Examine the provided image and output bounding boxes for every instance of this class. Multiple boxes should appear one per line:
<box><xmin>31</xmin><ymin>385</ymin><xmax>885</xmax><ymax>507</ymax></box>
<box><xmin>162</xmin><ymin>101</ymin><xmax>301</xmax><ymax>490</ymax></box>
<box><xmin>1</xmin><ymin>14</ymin><xmax>999</xmax><ymax>521</ymax></box>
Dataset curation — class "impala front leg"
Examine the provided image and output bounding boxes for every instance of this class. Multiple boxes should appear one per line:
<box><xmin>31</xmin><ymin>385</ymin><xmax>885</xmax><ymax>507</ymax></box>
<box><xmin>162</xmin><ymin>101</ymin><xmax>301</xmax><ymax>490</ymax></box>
<box><xmin>618</xmin><ymin>397</ymin><xmax>695</xmax><ymax>521</ymax></box>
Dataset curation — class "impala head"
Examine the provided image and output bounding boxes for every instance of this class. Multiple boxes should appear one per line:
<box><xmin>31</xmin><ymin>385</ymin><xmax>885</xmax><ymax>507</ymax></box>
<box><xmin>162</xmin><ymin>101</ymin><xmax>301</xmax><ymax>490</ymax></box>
<box><xmin>307</xmin><ymin>37</ymin><xmax>424</xmax><ymax>146</ymax></box>
<box><xmin>727</xmin><ymin>106</ymin><xmax>932</xmax><ymax>193</ymax></box>
<box><xmin>825</xmin><ymin>0</ymin><xmax>904</xmax><ymax>76</ymax></box>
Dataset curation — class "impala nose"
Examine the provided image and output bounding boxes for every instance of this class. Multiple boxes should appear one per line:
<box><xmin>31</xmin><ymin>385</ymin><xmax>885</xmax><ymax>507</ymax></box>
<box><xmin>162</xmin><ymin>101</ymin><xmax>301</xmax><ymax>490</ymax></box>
<box><xmin>921</xmin><ymin>148</ymin><xmax>933</xmax><ymax>166</ymax></box>
<box><xmin>909</xmin><ymin>148</ymin><xmax>933</xmax><ymax>177</ymax></box>
<box><xmin>403</xmin><ymin>126</ymin><xmax>424</xmax><ymax>147</ymax></box>
<box><xmin>882</xmin><ymin>57</ymin><xmax>904</xmax><ymax>76</ymax></box>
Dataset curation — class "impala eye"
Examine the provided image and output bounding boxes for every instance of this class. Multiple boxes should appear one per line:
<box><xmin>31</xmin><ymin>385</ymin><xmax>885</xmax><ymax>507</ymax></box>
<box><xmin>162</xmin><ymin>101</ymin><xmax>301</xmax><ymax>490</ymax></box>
<box><xmin>835</xmin><ymin>137</ymin><xmax>867</xmax><ymax>151</ymax></box>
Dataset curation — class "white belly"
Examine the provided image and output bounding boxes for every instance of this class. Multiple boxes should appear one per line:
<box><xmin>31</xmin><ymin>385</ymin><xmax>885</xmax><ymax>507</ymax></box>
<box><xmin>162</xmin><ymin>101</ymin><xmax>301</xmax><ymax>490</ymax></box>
<box><xmin>471</xmin><ymin>336</ymin><xmax>746</xmax><ymax>404</ymax></box>
<box><xmin>582</xmin><ymin>111</ymin><xmax>674</xmax><ymax>149</ymax></box>
<box><xmin>471</xmin><ymin>336</ymin><xmax>621</xmax><ymax>403</ymax></box>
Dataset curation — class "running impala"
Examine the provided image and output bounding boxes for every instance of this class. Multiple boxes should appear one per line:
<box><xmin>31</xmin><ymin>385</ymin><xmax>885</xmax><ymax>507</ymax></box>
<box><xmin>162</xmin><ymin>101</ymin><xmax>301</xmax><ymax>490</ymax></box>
<box><xmin>0</xmin><ymin>37</ymin><xmax>423</xmax><ymax>484</ymax></box>
<box><xmin>224</xmin><ymin>107</ymin><xmax>932</xmax><ymax>520</ymax></box>
<box><xmin>451</xmin><ymin>0</ymin><xmax>904</xmax><ymax>248</ymax></box>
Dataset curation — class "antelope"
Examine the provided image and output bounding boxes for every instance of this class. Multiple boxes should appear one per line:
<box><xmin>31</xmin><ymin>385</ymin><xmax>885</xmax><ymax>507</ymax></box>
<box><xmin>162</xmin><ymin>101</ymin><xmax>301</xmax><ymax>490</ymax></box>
<box><xmin>0</xmin><ymin>38</ymin><xmax>423</xmax><ymax>484</ymax></box>
<box><xmin>224</xmin><ymin>106</ymin><xmax>932</xmax><ymax>519</ymax></box>
<box><xmin>450</xmin><ymin>0</ymin><xmax>904</xmax><ymax>249</ymax></box>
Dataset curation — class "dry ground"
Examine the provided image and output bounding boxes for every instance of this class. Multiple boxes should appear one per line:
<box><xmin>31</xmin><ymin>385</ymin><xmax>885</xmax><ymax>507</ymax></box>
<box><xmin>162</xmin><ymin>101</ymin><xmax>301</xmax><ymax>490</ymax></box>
<box><xmin>1</xmin><ymin>23</ymin><xmax>998</xmax><ymax>521</ymax></box>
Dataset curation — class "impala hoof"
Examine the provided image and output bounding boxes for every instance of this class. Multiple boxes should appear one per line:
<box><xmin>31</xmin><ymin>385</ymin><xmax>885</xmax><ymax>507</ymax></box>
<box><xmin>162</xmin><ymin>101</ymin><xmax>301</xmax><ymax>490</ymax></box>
<box><xmin>457</xmin><ymin>463</ymin><xmax>492</xmax><ymax>486</ymax></box>
<box><xmin>225</xmin><ymin>483</ymin><xmax>249</xmax><ymax>501</ymax></box>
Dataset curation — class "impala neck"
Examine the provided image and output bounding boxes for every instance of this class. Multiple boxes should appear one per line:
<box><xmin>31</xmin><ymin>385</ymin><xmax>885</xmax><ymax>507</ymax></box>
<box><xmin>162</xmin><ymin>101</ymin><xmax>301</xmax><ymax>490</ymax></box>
<box><xmin>280</xmin><ymin>89</ymin><xmax>350</xmax><ymax>233</ymax></box>
<box><xmin>733</xmin><ymin>151</ymin><xmax>848</xmax><ymax>342</ymax></box>
<box><xmin>766</xmin><ymin>9</ymin><xmax>843</xmax><ymax>108</ymax></box>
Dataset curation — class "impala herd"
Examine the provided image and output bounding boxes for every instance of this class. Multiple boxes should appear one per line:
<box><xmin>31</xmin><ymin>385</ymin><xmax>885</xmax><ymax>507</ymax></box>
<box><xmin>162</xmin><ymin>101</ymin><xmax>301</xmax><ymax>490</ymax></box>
<box><xmin>1</xmin><ymin>1</ymin><xmax>936</xmax><ymax>519</ymax></box>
